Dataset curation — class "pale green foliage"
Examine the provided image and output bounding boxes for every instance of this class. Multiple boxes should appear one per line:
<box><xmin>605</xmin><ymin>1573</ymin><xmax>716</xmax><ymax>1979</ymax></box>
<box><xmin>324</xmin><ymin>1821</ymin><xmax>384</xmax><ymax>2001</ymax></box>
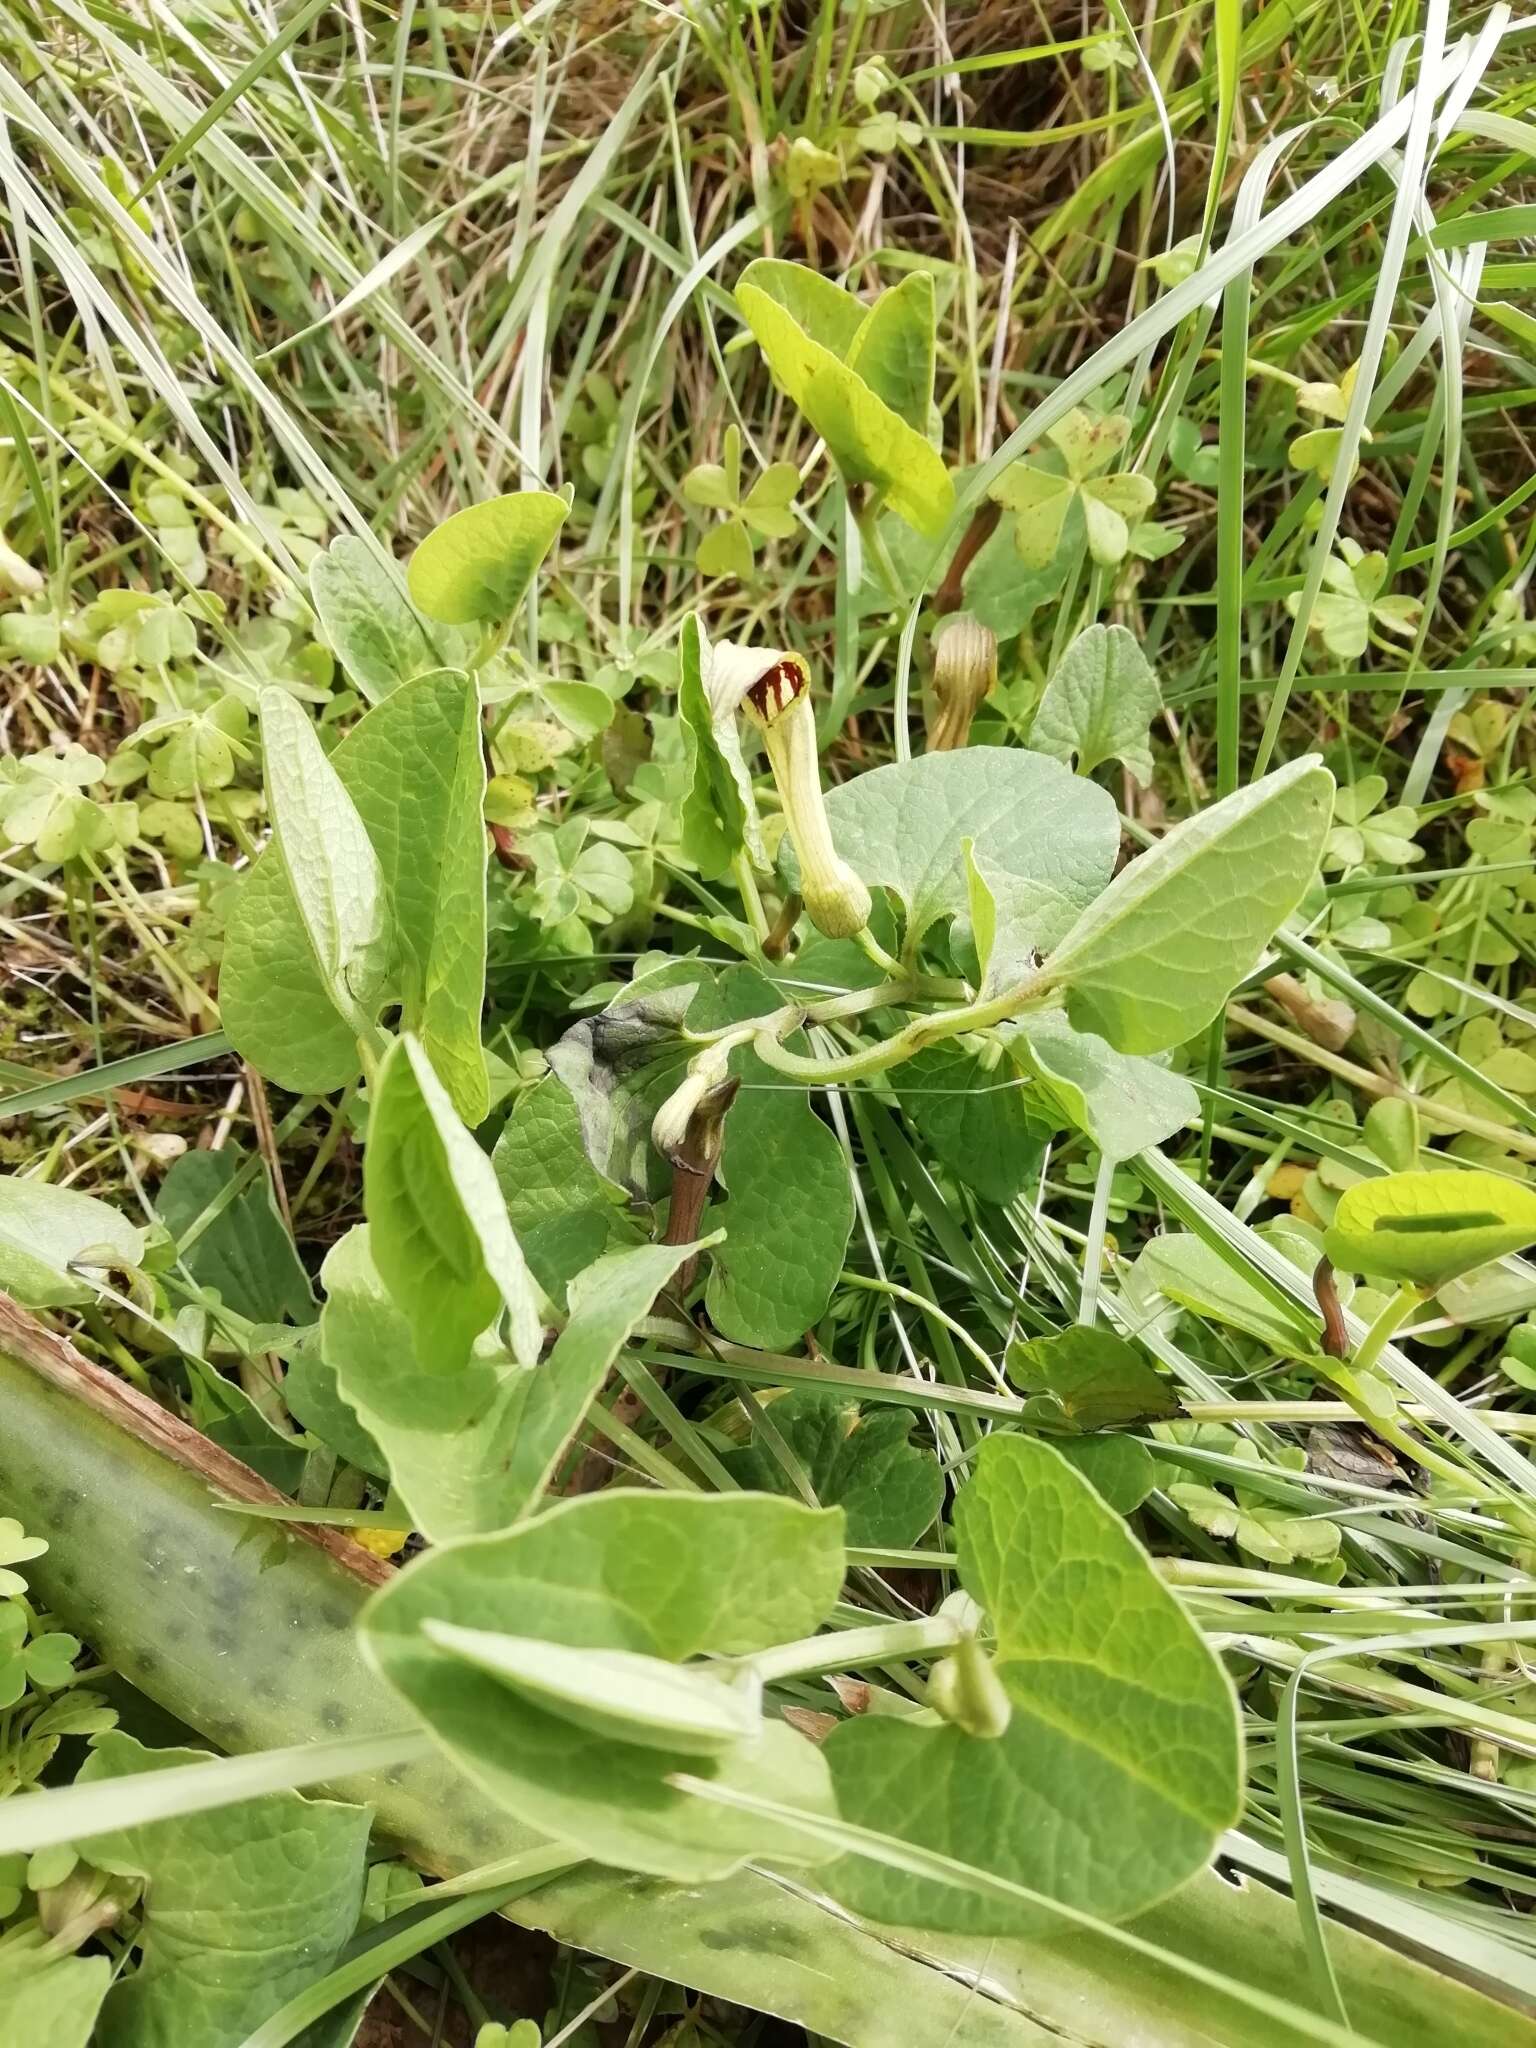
<box><xmin>1030</xmin><ymin>623</ymin><xmax>1161</xmax><ymax>785</ymax></box>
<box><xmin>1324</xmin><ymin>1168</ymin><xmax>1536</xmax><ymax>1288</ymax></box>
<box><xmin>991</xmin><ymin>409</ymin><xmax>1157</xmax><ymax>569</ymax></box>
<box><xmin>362</xmin><ymin>1491</ymin><xmax>846</xmax><ymax>1878</ymax></box>
<box><xmin>824</xmin><ymin>1434</ymin><xmax>1241</xmax><ymax>1932</ymax></box>
<box><xmin>683</xmin><ymin>425</ymin><xmax>799</xmax><ymax>578</ymax></box>
<box><xmin>1288</xmin><ymin>539</ymin><xmax>1421</xmax><ymax>659</ymax></box>
<box><xmin>406</xmin><ymin>490</ymin><xmax>568</xmax><ymax>625</ymax></box>
<box><xmin>0</xmin><ymin>746</ymin><xmax>137</xmax><ymax>863</ymax></box>
<box><xmin>0</xmin><ymin>1179</ymin><xmax>145</xmax><ymax>1310</ymax></box>
<box><xmin>1045</xmin><ymin>757</ymin><xmax>1335</xmax><ymax>1052</ymax></box>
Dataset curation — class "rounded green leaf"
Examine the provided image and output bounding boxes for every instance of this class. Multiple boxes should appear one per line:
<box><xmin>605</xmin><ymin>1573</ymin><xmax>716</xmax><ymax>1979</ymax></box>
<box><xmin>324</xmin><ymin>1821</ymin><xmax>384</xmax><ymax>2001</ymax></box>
<box><xmin>407</xmin><ymin>490</ymin><xmax>568</xmax><ymax>625</ymax></box>
<box><xmin>1323</xmin><ymin>1169</ymin><xmax>1536</xmax><ymax>1289</ymax></box>
<box><xmin>1045</xmin><ymin>757</ymin><xmax>1334</xmax><ymax>1053</ymax></box>
<box><xmin>823</xmin><ymin>1433</ymin><xmax>1240</xmax><ymax>1934</ymax></box>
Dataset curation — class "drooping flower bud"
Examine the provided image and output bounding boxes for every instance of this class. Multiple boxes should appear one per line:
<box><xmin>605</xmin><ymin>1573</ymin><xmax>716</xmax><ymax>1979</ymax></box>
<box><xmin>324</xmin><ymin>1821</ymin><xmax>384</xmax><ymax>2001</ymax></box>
<box><xmin>710</xmin><ymin>644</ymin><xmax>871</xmax><ymax>940</ymax></box>
<box><xmin>926</xmin><ymin>1633</ymin><xmax>1012</xmax><ymax>1740</ymax></box>
<box><xmin>0</xmin><ymin>534</ymin><xmax>43</xmax><ymax>599</ymax></box>
<box><xmin>927</xmin><ymin>613</ymin><xmax>997</xmax><ymax>752</ymax></box>
<box><xmin>651</xmin><ymin>1045</ymin><xmax>736</xmax><ymax>1171</ymax></box>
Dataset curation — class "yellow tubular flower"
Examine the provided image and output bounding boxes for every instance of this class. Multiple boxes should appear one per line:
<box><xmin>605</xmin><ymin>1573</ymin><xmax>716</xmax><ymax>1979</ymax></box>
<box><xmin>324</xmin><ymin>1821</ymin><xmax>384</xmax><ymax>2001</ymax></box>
<box><xmin>708</xmin><ymin>641</ymin><xmax>871</xmax><ymax>941</ymax></box>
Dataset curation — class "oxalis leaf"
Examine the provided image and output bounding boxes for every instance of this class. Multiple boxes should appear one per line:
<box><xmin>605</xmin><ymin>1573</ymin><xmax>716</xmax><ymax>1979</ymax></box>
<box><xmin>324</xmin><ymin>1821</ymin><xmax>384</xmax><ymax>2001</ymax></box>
<box><xmin>77</xmin><ymin>1729</ymin><xmax>370</xmax><ymax>2048</ymax></box>
<box><xmin>735</xmin><ymin>267</ymin><xmax>952</xmax><ymax>537</ymax></box>
<box><xmin>321</xmin><ymin>1225</ymin><xmax>695</xmax><ymax>1538</ymax></box>
<box><xmin>223</xmin><ymin>669</ymin><xmax>491</xmax><ymax>1121</ymax></box>
<box><xmin>360</xmin><ymin>1491</ymin><xmax>846</xmax><ymax>1880</ymax></box>
<box><xmin>823</xmin><ymin>1433</ymin><xmax>1240</xmax><ymax>1934</ymax></box>
<box><xmin>1324</xmin><ymin>1168</ymin><xmax>1536</xmax><ymax>1290</ymax></box>
<box><xmin>722</xmin><ymin>1388</ymin><xmax>944</xmax><ymax>1546</ymax></box>
<box><xmin>257</xmin><ymin>689</ymin><xmax>391</xmax><ymax>1043</ymax></box>
<box><xmin>1043</xmin><ymin>757</ymin><xmax>1334</xmax><ymax>1053</ymax></box>
<box><xmin>363</xmin><ymin>1035</ymin><xmax>543</xmax><ymax>1375</ymax></box>
<box><xmin>815</xmin><ymin>749</ymin><xmax>1119</xmax><ymax>959</ymax></box>
<box><xmin>1029</xmin><ymin>623</ymin><xmax>1161</xmax><ymax>785</ymax></box>
<box><xmin>406</xmin><ymin>489</ymin><xmax>568</xmax><ymax>626</ymax></box>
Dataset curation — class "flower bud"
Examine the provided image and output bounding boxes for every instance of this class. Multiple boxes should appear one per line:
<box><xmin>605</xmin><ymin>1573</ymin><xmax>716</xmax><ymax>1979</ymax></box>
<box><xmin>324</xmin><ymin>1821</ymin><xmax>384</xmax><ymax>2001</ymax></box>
<box><xmin>737</xmin><ymin>658</ymin><xmax>871</xmax><ymax>939</ymax></box>
<box><xmin>926</xmin><ymin>1634</ymin><xmax>1012</xmax><ymax>1740</ymax></box>
<box><xmin>651</xmin><ymin>1050</ymin><xmax>737</xmax><ymax>1172</ymax></box>
<box><xmin>927</xmin><ymin>614</ymin><xmax>996</xmax><ymax>752</ymax></box>
<box><xmin>0</xmin><ymin>534</ymin><xmax>43</xmax><ymax>598</ymax></box>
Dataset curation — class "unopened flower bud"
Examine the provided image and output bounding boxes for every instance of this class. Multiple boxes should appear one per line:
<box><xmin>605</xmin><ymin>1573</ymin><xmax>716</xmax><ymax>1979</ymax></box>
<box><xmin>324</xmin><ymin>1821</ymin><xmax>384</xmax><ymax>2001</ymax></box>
<box><xmin>926</xmin><ymin>1633</ymin><xmax>1012</xmax><ymax>1740</ymax></box>
<box><xmin>651</xmin><ymin>1047</ymin><xmax>738</xmax><ymax>1173</ymax></box>
<box><xmin>0</xmin><ymin>534</ymin><xmax>43</xmax><ymax>598</ymax></box>
<box><xmin>927</xmin><ymin>614</ymin><xmax>996</xmax><ymax>752</ymax></box>
<box><xmin>737</xmin><ymin>657</ymin><xmax>871</xmax><ymax>940</ymax></box>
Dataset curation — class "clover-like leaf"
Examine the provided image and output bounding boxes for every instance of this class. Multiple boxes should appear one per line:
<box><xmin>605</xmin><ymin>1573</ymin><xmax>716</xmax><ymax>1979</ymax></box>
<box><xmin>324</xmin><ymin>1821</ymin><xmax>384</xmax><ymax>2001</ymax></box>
<box><xmin>823</xmin><ymin>1433</ymin><xmax>1240</xmax><ymax>1933</ymax></box>
<box><xmin>1323</xmin><ymin>1168</ymin><xmax>1536</xmax><ymax>1290</ymax></box>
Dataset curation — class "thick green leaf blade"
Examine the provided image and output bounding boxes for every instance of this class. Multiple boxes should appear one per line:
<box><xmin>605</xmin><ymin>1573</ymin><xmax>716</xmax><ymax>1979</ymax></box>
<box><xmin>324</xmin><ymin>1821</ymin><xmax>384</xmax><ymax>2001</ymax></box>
<box><xmin>735</xmin><ymin>281</ymin><xmax>953</xmax><ymax>537</ymax></box>
<box><xmin>1008</xmin><ymin>1010</ymin><xmax>1198</xmax><ymax>1162</ymax></box>
<box><xmin>335</xmin><ymin>668</ymin><xmax>489</xmax><ymax>1123</ymax></box>
<box><xmin>845</xmin><ymin>270</ymin><xmax>936</xmax><ymax>431</ymax></box>
<box><xmin>1007</xmin><ymin>1325</ymin><xmax>1180</xmax><ymax>1430</ymax></box>
<box><xmin>819</xmin><ymin>748</ymin><xmax>1119</xmax><ymax>955</ymax></box>
<box><xmin>1046</xmin><ymin>758</ymin><xmax>1334</xmax><ymax>1053</ymax></box>
<box><xmin>406</xmin><ymin>491</ymin><xmax>567</xmax><ymax>625</ymax></box>
<box><xmin>361</xmin><ymin>1491</ymin><xmax>845</xmax><ymax>1878</ymax></box>
<box><xmin>1030</xmin><ymin>623</ymin><xmax>1160</xmax><ymax>784</ymax></box>
<box><xmin>308</xmin><ymin>535</ymin><xmax>439</xmax><ymax>703</ymax></box>
<box><xmin>1324</xmin><ymin>1169</ymin><xmax>1536</xmax><ymax>1289</ymax></box>
<box><xmin>257</xmin><ymin>690</ymin><xmax>391</xmax><ymax>1042</ymax></box>
<box><xmin>893</xmin><ymin>1040</ymin><xmax>1048</xmax><ymax>1204</ymax></box>
<box><xmin>156</xmin><ymin>1149</ymin><xmax>312</xmax><ymax>1324</ymax></box>
<box><xmin>364</xmin><ymin>1036</ymin><xmax>542</xmax><ymax>1374</ymax></box>
<box><xmin>692</xmin><ymin>967</ymin><xmax>854</xmax><ymax>1348</ymax></box>
<box><xmin>735</xmin><ymin>257</ymin><xmax>868</xmax><ymax>359</ymax></box>
<box><xmin>0</xmin><ymin>1952</ymin><xmax>110</xmax><ymax>2048</ymax></box>
<box><xmin>722</xmin><ymin>1388</ymin><xmax>943</xmax><ymax>1545</ymax></box>
<box><xmin>79</xmin><ymin>1730</ymin><xmax>369</xmax><ymax>2048</ymax></box>
<box><xmin>824</xmin><ymin>1433</ymin><xmax>1240</xmax><ymax>1933</ymax></box>
<box><xmin>225</xmin><ymin>672</ymin><xmax>491</xmax><ymax>1119</ymax></box>
<box><xmin>492</xmin><ymin>1072</ymin><xmax>644</xmax><ymax>1308</ymax></box>
<box><xmin>0</xmin><ymin>1176</ymin><xmax>144</xmax><ymax>1308</ymax></box>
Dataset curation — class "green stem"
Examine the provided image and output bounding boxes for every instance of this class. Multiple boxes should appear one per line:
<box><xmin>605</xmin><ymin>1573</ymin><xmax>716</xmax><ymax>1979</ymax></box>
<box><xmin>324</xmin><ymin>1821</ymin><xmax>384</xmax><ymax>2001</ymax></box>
<box><xmin>752</xmin><ymin>976</ymin><xmax>1052</xmax><ymax>1086</ymax></box>
<box><xmin>741</xmin><ymin>1612</ymin><xmax>964</xmax><ymax>1686</ymax></box>
<box><xmin>731</xmin><ymin>850</ymin><xmax>771</xmax><ymax>945</ymax></box>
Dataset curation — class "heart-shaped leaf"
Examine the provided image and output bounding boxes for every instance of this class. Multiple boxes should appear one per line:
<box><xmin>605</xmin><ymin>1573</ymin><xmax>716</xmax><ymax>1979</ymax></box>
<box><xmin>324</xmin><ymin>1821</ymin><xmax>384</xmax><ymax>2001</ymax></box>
<box><xmin>360</xmin><ymin>1490</ymin><xmax>845</xmax><ymax>1879</ymax></box>
<box><xmin>1007</xmin><ymin>1010</ymin><xmax>1197</xmax><ymax>1162</ymax></box>
<box><xmin>1045</xmin><ymin>757</ymin><xmax>1334</xmax><ymax>1053</ymax></box>
<box><xmin>823</xmin><ymin>1433</ymin><xmax>1240</xmax><ymax>1933</ymax></box>
<box><xmin>722</xmin><ymin>1388</ymin><xmax>943</xmax><ymax>1546</ymax></box>
<box><xmin>407</xmin><ymin>490</ymin><xmax>568</xmax><ymax>625</ymax></box>
<box><xmin>0</xmin><ymin>1177</ymin><xmax>144</xmax><ymax>1309</ymax></box>
<box><xmin>1006</xmin><ymin>1326</ymin><xmax>1180</xmax><ymax>1430</ymax></box>
<box><xmin>1030</xmin><ymin>624</ymin><xmax>1161</xmax><ymax>785</ymax></box>
<box><xmin>817</xmin><ymin>748</ymin><xmax>1119</xmax><ymax>958</ymax></box>
<box><xmin>1324</xmin><ymin>1169</ymin><xmax>1536</xmax><ymax>1290</ymax></box>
